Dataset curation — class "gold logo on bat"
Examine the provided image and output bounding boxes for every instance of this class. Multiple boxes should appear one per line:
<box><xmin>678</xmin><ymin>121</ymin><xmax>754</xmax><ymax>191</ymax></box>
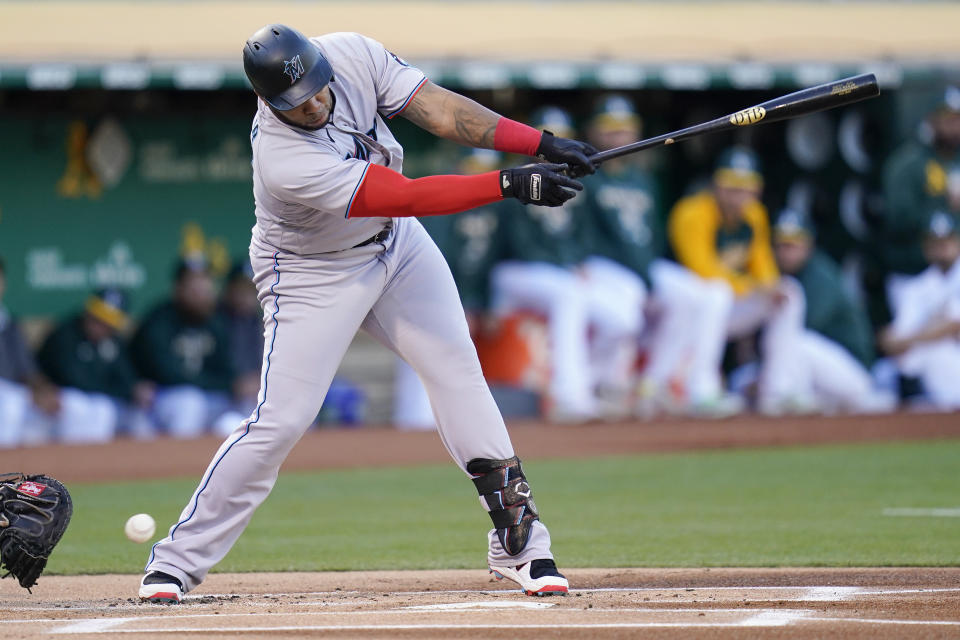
<box><xmin>830</xmin><ymin>81</ymin><xmax>858</xmax><ymax>96</ymax></box>
<box><xmin>729</xmin><ymin>106</ymin><xmax>766</xmax><ymax>126</ymax></box>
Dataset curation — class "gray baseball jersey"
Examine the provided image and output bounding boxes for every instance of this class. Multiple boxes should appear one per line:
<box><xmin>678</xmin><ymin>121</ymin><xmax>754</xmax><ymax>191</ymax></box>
<box><xmin>251</xmin><ymin>32</ymin><xmax>425</xmax><ymax>254</ymax></box>
<box><xmin>145</xmin><ymin>32</ymin><xmax>555</xmax><ymax>593</ymax></box>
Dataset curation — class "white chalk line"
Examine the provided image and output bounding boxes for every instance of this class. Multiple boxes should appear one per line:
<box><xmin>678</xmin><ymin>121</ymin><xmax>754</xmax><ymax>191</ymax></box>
<box><xmin>11</xmin><ymin>585</ymin><xmax>960</xmax><ymax>615</ymax></box>
<box><xmin>3</xmin><ymin>599</ymin><xmax>370</xmax><ymax>613</ymax></box>
<box><xmin>405</xmin><ymin>600</ymin><xmax>554</xmax><ymax>610</ymax></box>
<box><xmin>856</xmin><ymin>587</ymin><xmax>960</xmax><ymax>596</ymax></box>
<box><xmin>50</xmin><ymin>619</ymin><xmax>128</xmax><ymax>634</ymax></box>
<box><xmin>49</xmin><ymin>624</ymin><xmax>785</xmax><ymax>633</ymax></box>
<box><xmin>45</xmin><ymin>619</ymin><xmax>960</xmax><ymax>634</ymax></box>
<box><xmin>42</xmin><ymin>606</ymin><xmax>960</xmax><ymax>635</ymax></box>
<box><xmin>814</xmin><ymin>617</ymin><xmax>960</xmax><ymax>626</ymax></box>
<box><xmin>0</xmin><ymin>585</ymin><xmax>844</xmax><ymax>613</ymax></box>
<box><xmin>182</xmin><ymin>585</ymin><xmax>865</xmax><ymax>599</ymax></box>
<box><xmin>883</xmin><ymin>507</ymin><xmax>960</xmax><ymax>517</ymax></box>
<box><xmin>401</xmin><ymin>607</ymin><xmax>800</xmax><ymax>614</ymax></box>
<box><xmin>15</xmin><ymin>607</ymin><xmax>770</xmax><ymax>629</ymax></box>
<box><xmin>13</xmin><ymin>600</ymin><xmax>960</xmax><ymax>635</ymax></box>
<box><xmin>34</xmin><ymin>607</ymin><xmax>815</xmax><ymax>628</ymax></box>
<box><xmin>741</xmin><ymin>610</ymin><xmax>812</xmax><ymax>627</ymax></box>
<box><xmin>150</xmin><ymin>584</ymin><xmax>960</xmax><ymax>601</ymax></box>
<box><xmin>800</xmin><ymin>586</ymin><xmax>860</xmax><ymax>601</ymax></box>
<box><xmin>48</xmin><ymin>612</ymin><xmax>809</xmax><ymax>635</ymax></box>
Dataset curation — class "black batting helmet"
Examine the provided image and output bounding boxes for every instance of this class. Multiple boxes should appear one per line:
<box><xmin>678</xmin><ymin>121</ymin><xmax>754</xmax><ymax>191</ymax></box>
<box><xmin>243</xmin><ymin>24</ymin><xmax>334</xmax><ymax>111</ymax></box>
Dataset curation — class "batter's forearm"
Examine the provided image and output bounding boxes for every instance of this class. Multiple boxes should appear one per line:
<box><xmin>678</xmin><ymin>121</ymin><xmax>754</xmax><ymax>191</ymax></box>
<box><xmin>451</xmin><ymin>96</ymin><xmax>500</xmax><ymax>148</ymax></box>
<box><xmin>402</xmin><ymin>81</ymin><xmax>541</xmax><ymax>155</ymax></box>
<box><xmin>402</xmin><ymin>81</ymin><xmax>499</xmax><ymax>147</ymax></box>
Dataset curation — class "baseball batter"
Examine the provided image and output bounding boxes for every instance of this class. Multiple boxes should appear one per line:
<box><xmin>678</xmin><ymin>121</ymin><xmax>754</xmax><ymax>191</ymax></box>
<box><xmin>138</xmin><ymin>24</ymin><xmax>595</xmax><ymax>603</ymax></box>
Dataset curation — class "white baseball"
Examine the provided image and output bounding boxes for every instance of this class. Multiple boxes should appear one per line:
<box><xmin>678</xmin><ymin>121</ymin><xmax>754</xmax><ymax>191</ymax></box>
<box><xmin>124</xmin><ymin>513</ymin><xmax>156</xmax><ymax>544</ymax></box>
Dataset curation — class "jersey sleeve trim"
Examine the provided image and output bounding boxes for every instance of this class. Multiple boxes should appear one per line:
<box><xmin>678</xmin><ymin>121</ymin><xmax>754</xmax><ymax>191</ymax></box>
<box><xmin>384</xmin><ymin>76</ymin><xmax>428</xmax><ymax>120</ymax></box>
<box><xmin>344</xmin><ymin>162</ymin><xmax>372</xmax><ymax>218</ymax></box>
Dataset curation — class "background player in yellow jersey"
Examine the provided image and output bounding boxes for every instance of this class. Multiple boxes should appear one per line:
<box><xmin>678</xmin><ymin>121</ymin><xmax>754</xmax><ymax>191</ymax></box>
<box><xmin>668</xmin><ymin>147</ymin><xmax>812</xmax><ymax>414</ymax></box>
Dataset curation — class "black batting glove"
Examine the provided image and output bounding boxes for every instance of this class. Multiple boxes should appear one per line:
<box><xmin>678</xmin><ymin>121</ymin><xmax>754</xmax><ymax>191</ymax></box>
<box><xmin>500</xmin><ymin>162</ymin><xmax>584</xmax><ymax>207</ymax></box>
<box><xmin>536</xmin><ymin>131</ymin><xmax>598</xmax><ymax>178</ymax></box>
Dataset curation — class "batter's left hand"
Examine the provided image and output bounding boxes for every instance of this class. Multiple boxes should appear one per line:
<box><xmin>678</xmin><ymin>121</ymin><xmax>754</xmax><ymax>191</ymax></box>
<box><xmin>537</xmin><ymin>131</ymin><xmax>598</xmax><ymax>178</ymax></box>
<box><xmin>500</xmin><ymin>163</ymin><xmax>583</xmax><ymax>206</ymax></box>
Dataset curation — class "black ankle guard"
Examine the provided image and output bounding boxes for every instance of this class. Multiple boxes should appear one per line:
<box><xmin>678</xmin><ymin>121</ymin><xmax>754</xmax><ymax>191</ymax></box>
<box><xmin>466</xmin><ymin>456</ymin><xmax>539</xmax><ymax>556</ymax></box>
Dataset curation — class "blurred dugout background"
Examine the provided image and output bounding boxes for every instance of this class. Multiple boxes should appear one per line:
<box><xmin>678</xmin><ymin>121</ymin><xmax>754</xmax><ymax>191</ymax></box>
<box><xmin>0</xmin><ymin>1</ymin><xmax>958</xmax><ymax>430</ymax></box>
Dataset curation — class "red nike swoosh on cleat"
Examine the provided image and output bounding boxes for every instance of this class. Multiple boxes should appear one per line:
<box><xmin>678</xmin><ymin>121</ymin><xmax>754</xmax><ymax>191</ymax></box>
<box><xmin>528</xmin><ymin>585</ymin><xmax>568</xmax><ymax>595</ymax></box>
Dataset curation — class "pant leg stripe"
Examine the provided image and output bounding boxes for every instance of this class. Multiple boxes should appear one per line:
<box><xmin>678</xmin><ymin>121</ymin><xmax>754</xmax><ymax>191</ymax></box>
<box><xmin>147</xmin><ymin>252</ymin><xmax>282</xmax><ymax>568</ymax></box>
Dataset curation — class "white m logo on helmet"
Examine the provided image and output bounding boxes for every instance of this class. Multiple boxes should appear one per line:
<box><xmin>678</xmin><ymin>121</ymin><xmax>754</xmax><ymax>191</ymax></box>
<box><xmin>283</xmin><ymin>55</ymin><xmax>305</xmax><ymax>84</ymax></box>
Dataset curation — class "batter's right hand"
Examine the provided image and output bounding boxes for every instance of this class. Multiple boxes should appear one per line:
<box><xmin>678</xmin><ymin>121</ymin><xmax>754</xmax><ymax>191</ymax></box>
<box><xmin>536</xmin><ymin>131</ymin><xmax>598</xmax><ymax>177</ymax></box>
<box><xmin>500</xmin><ymin>163</ymin><xmax>583</xmax><ymax>207</ymax></box>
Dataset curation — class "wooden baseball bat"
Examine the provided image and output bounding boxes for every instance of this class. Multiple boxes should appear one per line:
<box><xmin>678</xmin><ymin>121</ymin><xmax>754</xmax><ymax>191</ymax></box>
<box><xmin>587</xmin><ymin>73</ymin><xmax>879</xmax><ymax>166</ymax></box>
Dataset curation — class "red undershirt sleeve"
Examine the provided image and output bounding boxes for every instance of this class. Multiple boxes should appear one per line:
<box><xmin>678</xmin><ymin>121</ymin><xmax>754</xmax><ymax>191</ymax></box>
<box><xmin>348</xmin><ymin>164</ymin><xmax>504</xmax><ymax>218</ymax></box>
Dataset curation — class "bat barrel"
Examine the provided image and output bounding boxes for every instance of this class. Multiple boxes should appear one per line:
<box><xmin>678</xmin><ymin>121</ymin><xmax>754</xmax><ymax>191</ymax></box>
<box><xmin>753</xmin><ymin>73</ymin><xmax>878</xmax><ymax>126</ymax></box>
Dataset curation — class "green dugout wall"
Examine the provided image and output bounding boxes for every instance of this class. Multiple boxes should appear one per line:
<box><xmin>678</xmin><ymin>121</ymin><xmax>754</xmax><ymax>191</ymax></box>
<box><xmin>0</xmin><ymin>109</ymin><xmax>255</xmax><ymax>316</ymax></box>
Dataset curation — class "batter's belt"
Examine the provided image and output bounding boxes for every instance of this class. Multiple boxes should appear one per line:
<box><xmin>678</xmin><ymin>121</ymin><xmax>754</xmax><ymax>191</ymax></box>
<box><xmin>352</xmin><ymin>223</ymin><xmax>393</xmax><ymax>249</ymax></box>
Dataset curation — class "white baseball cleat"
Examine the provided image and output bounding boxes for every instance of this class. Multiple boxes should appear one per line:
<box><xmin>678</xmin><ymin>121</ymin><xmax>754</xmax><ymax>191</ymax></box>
<box><xmin>490</xmin><ymin>558</ymin><xmax>569</xmax><ymax>596</ymax></box>
<box><xmin>139</xmin><ymin>571</ymin><xmax>184</xmax><ymax>604</ymax></box>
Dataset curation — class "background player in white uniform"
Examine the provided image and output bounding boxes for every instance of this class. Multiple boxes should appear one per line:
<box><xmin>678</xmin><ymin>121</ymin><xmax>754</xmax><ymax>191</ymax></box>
<box><xmin>772</xmin><ymin>210</ymin><xmax>896</xmax><ymax>414</ymax></box>
<box><xmin>881</xmin><ymin>210</ymin><xmax>960</xmax><ymax>408</ymax></box>
<box><xmin>139</xmin><ymin>24</ymin><xmax>596</xmax><ymax>602</ymax></box>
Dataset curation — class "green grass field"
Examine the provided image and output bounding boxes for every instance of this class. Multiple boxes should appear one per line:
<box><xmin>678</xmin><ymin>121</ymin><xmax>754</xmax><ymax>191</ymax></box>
<box><xmin>48</xmin><ymin>439</ymin><xmax>960</xmax><ymax>575</ymax></box>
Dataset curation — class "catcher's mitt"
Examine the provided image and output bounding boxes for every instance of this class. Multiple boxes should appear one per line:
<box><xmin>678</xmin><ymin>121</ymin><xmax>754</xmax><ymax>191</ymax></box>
<box><xmin>0</xmin><ymin>473</ymin><xmax>73</xmax><ymax>590</ymax></box>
